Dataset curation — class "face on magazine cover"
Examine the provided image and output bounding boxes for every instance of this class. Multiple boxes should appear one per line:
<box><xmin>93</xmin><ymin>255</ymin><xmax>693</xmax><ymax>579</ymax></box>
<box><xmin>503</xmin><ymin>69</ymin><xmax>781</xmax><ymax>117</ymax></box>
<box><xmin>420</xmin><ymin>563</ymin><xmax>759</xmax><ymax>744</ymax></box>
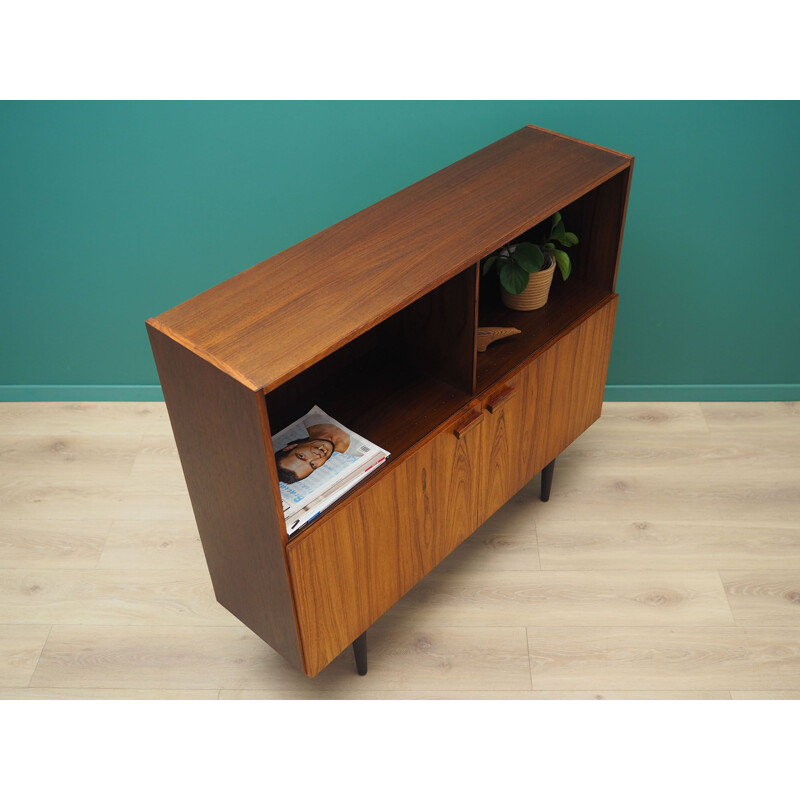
<box><xmin>276</xmin><ymin>438</ymin><xmax>335</xmax><ymax>483</ymax></box>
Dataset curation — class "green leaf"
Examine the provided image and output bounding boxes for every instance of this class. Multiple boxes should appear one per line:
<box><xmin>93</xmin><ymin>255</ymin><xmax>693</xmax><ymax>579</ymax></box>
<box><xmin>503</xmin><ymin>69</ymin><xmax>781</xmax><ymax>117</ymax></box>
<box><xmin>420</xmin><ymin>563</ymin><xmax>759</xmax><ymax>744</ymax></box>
<box><xmin>499</xmin><ymin>260</ymin><xmax>529</xmax><ymax>294</ymax></box>
<box><xmin>553</xmin><ymin>249</ymin><xmax>571</xmax><ymax>280</ymax></box>
<box><xmin>548</xmin><ymin>214</ymin><xmax>566</xmax><ymax>241</ymax></box>
<box><xmin>511</xmin><ymin>242</ymin><xmax>545</xmax><ymax>273</ymax></box>
<box><xmin>564</xmin><ymin>232</ymin><xmax>579</xmax><ymax>246</ymax></box>
<box><xmin>543</xmin><ymin>242</ymin><xmax>555</xmax><ymax>251</ymax></box>
<box><xmin>550</xmin><ymin>212</ymin><xmax>562</xmax><ymax>234</ymax></box>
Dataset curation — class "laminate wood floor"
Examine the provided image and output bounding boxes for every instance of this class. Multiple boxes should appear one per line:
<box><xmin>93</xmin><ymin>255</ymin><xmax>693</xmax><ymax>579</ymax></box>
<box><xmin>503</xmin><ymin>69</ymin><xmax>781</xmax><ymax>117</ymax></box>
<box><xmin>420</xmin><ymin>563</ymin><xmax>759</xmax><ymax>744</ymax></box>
<box><xmin>1</xmin><ymin>401</ymin><xmax>798</xmax><ymax>699</ymax></box>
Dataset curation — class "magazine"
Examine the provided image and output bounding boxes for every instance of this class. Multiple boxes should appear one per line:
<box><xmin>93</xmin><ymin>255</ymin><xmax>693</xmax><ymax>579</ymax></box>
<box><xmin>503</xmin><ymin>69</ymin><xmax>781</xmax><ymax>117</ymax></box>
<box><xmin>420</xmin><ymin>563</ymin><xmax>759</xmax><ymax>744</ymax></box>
<box><xmin>272</xmin><ymin>405</ymin><xmax>389</xmax><ymax>536</ymax></box>
<box><xmin>285</xmin><ymin>450</ymin><xmax>386</xmax><ymax>534</ymax></box>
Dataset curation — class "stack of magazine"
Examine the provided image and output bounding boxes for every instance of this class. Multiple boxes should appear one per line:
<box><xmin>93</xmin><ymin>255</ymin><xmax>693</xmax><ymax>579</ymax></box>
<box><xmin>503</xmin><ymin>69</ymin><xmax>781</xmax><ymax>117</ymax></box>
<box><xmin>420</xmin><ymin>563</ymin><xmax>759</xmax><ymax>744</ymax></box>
<box><xmin>272</xmin><ymin>405</ymin><xmax>389</xmax><ymax>536</ymax></box>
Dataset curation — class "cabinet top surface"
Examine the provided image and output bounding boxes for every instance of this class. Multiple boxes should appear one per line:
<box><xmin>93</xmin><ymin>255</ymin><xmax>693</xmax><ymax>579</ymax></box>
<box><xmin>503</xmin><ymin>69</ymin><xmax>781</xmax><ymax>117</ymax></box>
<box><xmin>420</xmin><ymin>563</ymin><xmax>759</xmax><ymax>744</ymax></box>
<box><xmin>148</xmin><ymin>125</ymin><xmax>631</xmax><ymax>392</ymax></box>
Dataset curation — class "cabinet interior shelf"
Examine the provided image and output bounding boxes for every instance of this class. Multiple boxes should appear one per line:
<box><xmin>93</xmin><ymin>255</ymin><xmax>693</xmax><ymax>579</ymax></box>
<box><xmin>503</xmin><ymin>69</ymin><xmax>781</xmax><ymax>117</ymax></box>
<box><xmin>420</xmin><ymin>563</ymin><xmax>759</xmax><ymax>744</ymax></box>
<box><xmin>477</xmin><ymin>277</ymin><xmax>613</xmax><ymax>393</ymax></box>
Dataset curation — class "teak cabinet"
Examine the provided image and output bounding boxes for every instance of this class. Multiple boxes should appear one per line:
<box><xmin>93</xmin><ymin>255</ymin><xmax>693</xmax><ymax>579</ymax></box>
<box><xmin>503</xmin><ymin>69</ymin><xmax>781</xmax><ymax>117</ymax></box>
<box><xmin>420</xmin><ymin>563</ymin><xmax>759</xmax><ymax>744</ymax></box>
<box><xmin>146</xmin><ymin>126</ymin><xmax>633</xmax><ymax>677</ymax></box>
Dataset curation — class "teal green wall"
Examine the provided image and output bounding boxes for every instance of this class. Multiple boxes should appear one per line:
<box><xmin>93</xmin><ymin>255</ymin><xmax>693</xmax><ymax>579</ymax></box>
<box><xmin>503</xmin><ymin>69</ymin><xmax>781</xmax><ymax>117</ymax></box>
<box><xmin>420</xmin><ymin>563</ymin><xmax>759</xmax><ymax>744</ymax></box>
<box><xmin>1</xmin><ymin>101</ymin><xmax>798</xmax><ymax>401</ymax></box>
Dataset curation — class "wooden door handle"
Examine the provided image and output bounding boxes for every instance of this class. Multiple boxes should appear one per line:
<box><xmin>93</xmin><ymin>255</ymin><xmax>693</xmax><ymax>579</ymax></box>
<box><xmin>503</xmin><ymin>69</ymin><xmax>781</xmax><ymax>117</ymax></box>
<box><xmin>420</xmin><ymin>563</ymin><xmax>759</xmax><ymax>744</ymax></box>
<box><xmin>453</xmin><ymin>408</ymin><xmax>484</xmax><ymax>439</ymax></box>
<box><xmin>486</xmin><ymin>385</ymin><xmax>517</xmax><ymax>414</ymax></box>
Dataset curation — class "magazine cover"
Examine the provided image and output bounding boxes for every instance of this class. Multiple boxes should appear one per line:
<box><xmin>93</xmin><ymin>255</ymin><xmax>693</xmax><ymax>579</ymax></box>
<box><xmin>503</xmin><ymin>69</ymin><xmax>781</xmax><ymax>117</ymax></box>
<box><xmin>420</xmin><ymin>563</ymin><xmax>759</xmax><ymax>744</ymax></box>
<box><xmin>284</xmin><ymin>449</ymin><xmax>386</xmax><ymax>534</ymax></box>
<box><xmin>272</xmin><ymin>406</ymin><xmax>389</xmax><ymax>531</ymax></box>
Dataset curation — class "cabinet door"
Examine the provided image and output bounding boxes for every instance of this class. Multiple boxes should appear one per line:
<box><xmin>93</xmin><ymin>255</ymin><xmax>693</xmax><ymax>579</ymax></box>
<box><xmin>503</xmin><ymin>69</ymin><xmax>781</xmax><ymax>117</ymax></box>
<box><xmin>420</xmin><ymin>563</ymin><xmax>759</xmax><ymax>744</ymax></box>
<box><xmin>477</xmin><ymin>364</ymin><xmax>539</xmax><ymax>525</ymax></box>
<box><xmin>478</xmin><ymin>297</ymin><xmax>617</xmax><ymax>524</ymax></box>
<box><xmin>286</xmin><ymin>402</ymin><xmax>484</xmax><ymax>677</ymax></box>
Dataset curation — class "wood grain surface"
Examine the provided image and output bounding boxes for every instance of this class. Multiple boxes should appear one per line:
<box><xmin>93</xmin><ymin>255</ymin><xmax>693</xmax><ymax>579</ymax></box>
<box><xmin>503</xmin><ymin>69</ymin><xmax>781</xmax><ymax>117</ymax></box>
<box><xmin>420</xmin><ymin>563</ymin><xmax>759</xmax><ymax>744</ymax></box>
<box><xmin>148</xmin><ymin>127</ymin><xmax>631</xmax><ymax>392</ymax></box>
<box><xmin>0</xmin><ymin>519</ymin><xmax>111</xmax><ymax>569</ymax></box>
<box><xmin>379</xmin><ymin>570</ymin><xmax>735</xmax><ymax>628</ymax></box>
<box><xmin>720</xmin><ymin>571</ymin><xmax>800</xmax><ymax>626</ymax></box>
<box><xmin>287</xmin><ymin>403</ymin><xmax>484</xmax><ymax>676</ymax></box>
<box><xmin>218</xmin><ymin>689</ymin><xmax>731</xmax><ymax>700</ymax></box>
<box><xmin>141</xmin><ymin>128</ymin><xmax>632</xmax><ymax>681</ymax></box>
<box><xmin>0</xmin><ymin>568</ymin><xmax>233</xmax><ymax>626</ymax></box>
<box><xmin>0</xmin><ymin>688</ymin><xmax>219</xmax><ymax>700</ymax></box>
<box><xmin>524</xmin><ymin>627</ymin><xmax>760</xmax><ymax>691</ymax></box>
<box><xmin>29</xmin><ymin>624</ymin><xmax>532</xmax><ymax>693</ymax></box>
<box><xmin>2</xmin><ymin>400</ymin><xmax>799</xmax><ymax>698</ymax></box>
<box><xmin>98</xmin><ymin>520</ymin><xmax>206</xmax><ymax>570</ymax></box>
<box><xmin>537</xmin><ymin>520</ymin><xmax>800</xmax><ymax>571</ymax></box>
<box><xmin>436</xmin><ymin>499</ymin><xmax>541</xmax><ymax>572</ymax></box>
<box><xmin>477</xmin><ymin>366</ymin><xmax>535</xmax><ymax>524</ymax></box>
<box><xmin>476</xmin><ymin>281</ymin><xmax>611</xmax><ymax>394</ymax></box>
<box><xmin>477</xmin><ymin>298</ymin><xmax>617</xmax><ymax>523</ymax></box>
<box><xmin>282</xmin><ymin>300</ymin><xmax>617</xmax><ymax>674</ymax></box>
<box><xmin>0</xmin><ymin>625</ymin><xmax>51</xmax><ymax>687</ymax></box>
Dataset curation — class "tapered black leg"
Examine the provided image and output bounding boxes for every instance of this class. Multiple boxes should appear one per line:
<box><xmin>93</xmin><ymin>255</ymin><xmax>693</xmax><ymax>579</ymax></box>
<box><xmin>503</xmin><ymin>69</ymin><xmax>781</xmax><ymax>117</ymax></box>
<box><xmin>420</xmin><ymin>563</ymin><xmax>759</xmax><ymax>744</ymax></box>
<box><xmin>540</xmin><ymin>458</ymin><xmax>555</xmax><ymax>502</ymax></box>
<box><xmin>352</xmin><ymin>630</ymin><xmax>368</xmax><ymax>675</ymax></box>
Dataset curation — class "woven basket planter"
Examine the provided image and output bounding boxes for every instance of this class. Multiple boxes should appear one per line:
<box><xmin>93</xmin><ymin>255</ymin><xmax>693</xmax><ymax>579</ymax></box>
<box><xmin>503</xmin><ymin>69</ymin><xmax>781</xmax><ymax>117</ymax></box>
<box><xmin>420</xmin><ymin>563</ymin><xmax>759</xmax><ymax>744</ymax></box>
<box><xmin>500</xmin><ymin>256</ymin><xmax>555</xmax><ymax>311</ymax></box>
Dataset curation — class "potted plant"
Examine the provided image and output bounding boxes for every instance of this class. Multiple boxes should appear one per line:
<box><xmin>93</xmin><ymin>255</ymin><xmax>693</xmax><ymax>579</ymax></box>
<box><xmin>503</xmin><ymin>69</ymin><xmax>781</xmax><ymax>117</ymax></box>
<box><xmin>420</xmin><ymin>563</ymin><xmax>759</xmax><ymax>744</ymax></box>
<box><xmin>482</xmin><ymin>212</ymin><xmax>579</xmax><ymax>311</ymax></box>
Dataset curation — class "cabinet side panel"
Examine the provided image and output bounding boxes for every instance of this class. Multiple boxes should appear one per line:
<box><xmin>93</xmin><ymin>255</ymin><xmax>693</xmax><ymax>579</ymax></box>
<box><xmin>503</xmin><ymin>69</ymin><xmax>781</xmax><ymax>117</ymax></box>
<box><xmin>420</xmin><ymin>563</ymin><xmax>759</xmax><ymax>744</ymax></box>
<box><xmin>287</xmin><ymin>407</ymin><xmax>483</xmax><ymax>676</ymax></box>
<box><xmin>570</xmin><ymin>167</ymin><xmax>632</xmax><ymax>292</ymax></box>
<box><xmin>147</xmin><ymin>324</ymin><xmax>303</xmax><ymax>671</ymax></box>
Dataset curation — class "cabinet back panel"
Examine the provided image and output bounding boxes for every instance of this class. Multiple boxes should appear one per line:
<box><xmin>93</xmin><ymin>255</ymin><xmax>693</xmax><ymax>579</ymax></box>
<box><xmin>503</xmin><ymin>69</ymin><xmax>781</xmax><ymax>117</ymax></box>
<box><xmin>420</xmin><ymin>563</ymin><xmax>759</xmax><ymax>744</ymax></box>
<box><xmin>389</xmin><ymin>263</ymin><xmax>478</xmax><ymax>394</ymax></box>
<box><xmin>264</xmin><ymin>322</ymin><xmax>390</xmax><ymax>436</ymax></box>
<box><xmin>265</xmin><ymin>264</ymin><xmax>478</xmax><ymax>436</ymax></box>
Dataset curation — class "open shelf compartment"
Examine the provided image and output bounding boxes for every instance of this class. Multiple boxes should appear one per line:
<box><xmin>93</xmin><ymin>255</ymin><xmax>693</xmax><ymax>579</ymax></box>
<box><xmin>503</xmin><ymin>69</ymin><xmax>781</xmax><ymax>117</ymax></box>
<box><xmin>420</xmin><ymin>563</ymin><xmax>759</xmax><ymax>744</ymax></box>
<box><xmin>475</xmin><ymin>167</ymin><xmax>629</xmax><ymax>391</ymax></box>
<box><xmin>264</xmin><ymin>265</ymin><xmax>477</xmax><ymax>533</ymax></box>
<box><xmin>477</xmin><ymin>278</ymin><xmax>612</xmax><ymax>393</ymax></box>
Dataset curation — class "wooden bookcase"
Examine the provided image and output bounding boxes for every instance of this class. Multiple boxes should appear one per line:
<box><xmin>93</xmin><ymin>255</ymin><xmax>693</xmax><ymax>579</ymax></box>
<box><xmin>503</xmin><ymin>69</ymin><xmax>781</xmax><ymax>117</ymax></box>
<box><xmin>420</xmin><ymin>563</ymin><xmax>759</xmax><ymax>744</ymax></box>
<box><xmin>146</xmin><ymin>126</ymin><xmax>634</xmax><ymax>677</ymax></box>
